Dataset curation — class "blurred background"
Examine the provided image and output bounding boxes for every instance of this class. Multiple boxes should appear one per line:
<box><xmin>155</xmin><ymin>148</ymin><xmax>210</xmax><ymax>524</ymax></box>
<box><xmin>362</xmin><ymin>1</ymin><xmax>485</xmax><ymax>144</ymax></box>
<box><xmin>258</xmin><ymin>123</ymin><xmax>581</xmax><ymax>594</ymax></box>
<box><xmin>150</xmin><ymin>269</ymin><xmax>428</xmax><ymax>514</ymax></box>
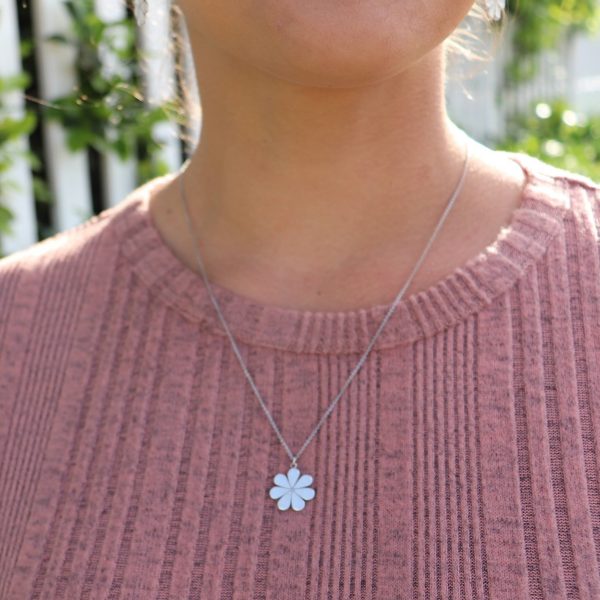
<box><xmin>0</xmin><ymin>0</ymin><xmax>599</xmax><ymax>258</ymax></box>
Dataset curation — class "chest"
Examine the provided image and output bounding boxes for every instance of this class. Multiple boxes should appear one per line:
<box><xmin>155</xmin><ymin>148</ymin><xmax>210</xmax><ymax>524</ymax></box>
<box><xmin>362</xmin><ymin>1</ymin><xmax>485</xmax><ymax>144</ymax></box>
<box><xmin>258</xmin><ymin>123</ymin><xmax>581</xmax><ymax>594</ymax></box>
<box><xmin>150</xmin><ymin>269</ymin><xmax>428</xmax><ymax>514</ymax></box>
<box><xmin>5</xmin><ymin>282</ymin><xmax>600</xmax><ymax>600</ymax></box>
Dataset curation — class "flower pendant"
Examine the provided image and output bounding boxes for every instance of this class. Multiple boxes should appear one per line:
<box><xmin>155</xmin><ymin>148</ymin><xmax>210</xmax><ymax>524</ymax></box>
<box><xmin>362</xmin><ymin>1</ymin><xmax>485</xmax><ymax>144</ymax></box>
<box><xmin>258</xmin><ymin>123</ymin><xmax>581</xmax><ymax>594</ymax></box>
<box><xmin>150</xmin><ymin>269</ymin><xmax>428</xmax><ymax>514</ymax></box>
<box><xmin>269</xmin><ymin>467</ymin><xmax>316</xmax><ymax>511</ymax></box>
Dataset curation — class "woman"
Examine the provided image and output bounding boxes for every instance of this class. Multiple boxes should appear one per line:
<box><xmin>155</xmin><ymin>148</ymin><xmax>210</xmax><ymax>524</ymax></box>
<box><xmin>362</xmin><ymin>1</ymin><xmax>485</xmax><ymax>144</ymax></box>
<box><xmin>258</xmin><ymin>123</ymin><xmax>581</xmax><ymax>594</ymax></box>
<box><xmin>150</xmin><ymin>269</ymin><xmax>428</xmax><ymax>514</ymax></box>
<box><xmin>1</xmin><ymin>0</ymin><xmax>599</xmax><ymax>598</ymax></box>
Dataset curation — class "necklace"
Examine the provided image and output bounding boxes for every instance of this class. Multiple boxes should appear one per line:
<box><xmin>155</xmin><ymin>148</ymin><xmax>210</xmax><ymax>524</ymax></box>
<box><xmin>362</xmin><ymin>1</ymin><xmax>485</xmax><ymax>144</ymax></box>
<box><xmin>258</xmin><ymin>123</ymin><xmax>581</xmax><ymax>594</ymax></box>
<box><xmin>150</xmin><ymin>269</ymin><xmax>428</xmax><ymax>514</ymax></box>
<box><xmin>178</xmin><ymin>133</ymin><xmax>471</xmax><ymax>511</ymax></box>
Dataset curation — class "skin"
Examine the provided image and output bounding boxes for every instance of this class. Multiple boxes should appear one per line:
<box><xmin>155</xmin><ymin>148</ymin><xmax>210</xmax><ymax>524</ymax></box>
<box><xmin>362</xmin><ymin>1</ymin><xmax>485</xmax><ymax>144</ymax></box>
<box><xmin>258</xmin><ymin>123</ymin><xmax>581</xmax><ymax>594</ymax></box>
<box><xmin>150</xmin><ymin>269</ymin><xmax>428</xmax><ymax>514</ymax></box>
<box><xmin>149</xmin><ymin>0</ymin><xmax>527</xmax><ymax>311</ymax></box>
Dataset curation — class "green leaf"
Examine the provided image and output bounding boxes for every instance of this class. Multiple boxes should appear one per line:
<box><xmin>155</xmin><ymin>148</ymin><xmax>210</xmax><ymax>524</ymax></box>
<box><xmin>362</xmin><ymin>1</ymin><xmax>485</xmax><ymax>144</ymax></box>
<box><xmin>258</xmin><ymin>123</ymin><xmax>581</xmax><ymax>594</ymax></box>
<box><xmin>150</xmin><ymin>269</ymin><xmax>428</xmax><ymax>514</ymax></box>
<box><xmin>0</xmin><ymin>203</ymin><xmax>15</xmax><ymax>234</ymax></box>
<box><xmin>46</xmin><ymin>33</ymin><xmax>72</xmax><ymax>45</ymax></box>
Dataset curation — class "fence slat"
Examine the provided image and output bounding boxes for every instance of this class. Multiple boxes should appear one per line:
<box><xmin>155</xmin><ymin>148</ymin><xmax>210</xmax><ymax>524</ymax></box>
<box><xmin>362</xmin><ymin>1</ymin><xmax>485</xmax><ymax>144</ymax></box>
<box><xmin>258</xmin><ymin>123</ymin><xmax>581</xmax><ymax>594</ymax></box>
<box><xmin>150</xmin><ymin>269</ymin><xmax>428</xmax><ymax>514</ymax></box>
<box><xmin>0</xmin><ymin>0</ymin><xmax>37</xmax><ymax>254</ymax></box>
<box><xmin>572</xmin><ymin>33</ymin><xmax>600</xmax><ymax>113</ymax></box>
<box><xmin>94</xmin><ymin>0</ymin><xmax>138</xmax><ymax>208</ymax></box>
<box><xmin>31</xmin><ymin>0</ymin><xmax>94</xmax><ymax>232</ymax></box>
<box><xmin>140</xmin><ymin>0</ymin><xmax>182</xmax><ymax>173</ymax></box>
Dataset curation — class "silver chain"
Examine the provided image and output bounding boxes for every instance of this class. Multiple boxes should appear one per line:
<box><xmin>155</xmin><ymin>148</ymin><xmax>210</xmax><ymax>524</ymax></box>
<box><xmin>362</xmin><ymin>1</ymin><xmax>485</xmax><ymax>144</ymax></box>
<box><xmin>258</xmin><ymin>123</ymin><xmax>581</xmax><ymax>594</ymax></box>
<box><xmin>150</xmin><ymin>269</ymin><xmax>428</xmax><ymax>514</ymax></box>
<box><xmin>178</xmin><ymin>133</ymin><xmax>471</xmax><ymax>469</ymax></box>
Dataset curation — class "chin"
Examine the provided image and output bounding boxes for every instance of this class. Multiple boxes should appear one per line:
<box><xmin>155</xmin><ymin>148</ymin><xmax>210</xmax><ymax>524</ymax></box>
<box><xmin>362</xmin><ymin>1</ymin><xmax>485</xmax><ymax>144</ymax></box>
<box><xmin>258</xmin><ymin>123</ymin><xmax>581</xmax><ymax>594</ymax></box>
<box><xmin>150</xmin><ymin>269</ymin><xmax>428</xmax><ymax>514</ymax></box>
<box><xmin>241</xmin><ymin>7</ymin><xmax>440</xmax><ymax>88</ymax></box>
<box><xmin>187</xmin><ymin>0</ymin><xmax>466</xmax><ymax>89</ymax></box>
<box><xmin>257</xmin><ymin>38</ymin><xmax>436</xmax><ymax>89</ymax></box>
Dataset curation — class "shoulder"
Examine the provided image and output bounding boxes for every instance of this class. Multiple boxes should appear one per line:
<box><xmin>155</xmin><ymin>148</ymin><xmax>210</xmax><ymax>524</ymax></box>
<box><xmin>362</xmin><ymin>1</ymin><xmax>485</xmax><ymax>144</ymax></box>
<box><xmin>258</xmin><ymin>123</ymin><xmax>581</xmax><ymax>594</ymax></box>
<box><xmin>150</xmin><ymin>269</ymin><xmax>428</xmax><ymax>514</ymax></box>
<box><xmin>499</xmin><ymin>151</ymin><xmax>600</xmax><ymax>241</ymax></box>
<box><xmin>0</xmin><ymin>182</ymin><xmax>160</xmax><ymax>410</ymax></box>
<box><xmin>513</xmin><ymin>151</ymin><xmax>600</xmax><ymax>202</ymax></box>
<box><xmin>0</xmin><ymin>201</ymin><xmax>110</xmax><ymax>335</ymax></box>
<box><xmin>0</xmin><ymin>208</ymin><xmax>118</xmax><ymax>326</ymax></box>
<box><xmin>0</xmin><ymin>206</ymin><xmax>112</xmax><ymax>280</ymax></box>
<box><xmin>0</xmin><ymin>180</ymin><xmax>157</xmax><ymax>295</ymax></box>
<box><xmin>0</xmin><ymin>182</ymin><xmax>159</xmax><ymax>361</ymax></box>
<box><xmin>533</xmin><ymin>157</ymin><xmax>600</xmax><ymax>235</ymax></box>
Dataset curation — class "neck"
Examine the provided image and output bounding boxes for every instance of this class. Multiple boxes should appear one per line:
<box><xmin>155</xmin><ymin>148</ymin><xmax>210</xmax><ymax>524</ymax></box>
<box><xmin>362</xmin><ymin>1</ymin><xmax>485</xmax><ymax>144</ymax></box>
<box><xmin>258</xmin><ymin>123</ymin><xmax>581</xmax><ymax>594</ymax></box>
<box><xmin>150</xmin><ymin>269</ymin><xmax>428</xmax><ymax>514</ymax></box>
<box><xmin>150</xmin><ymin>41</ymin><xmax>506</xmax><ymax>311</ymax></box>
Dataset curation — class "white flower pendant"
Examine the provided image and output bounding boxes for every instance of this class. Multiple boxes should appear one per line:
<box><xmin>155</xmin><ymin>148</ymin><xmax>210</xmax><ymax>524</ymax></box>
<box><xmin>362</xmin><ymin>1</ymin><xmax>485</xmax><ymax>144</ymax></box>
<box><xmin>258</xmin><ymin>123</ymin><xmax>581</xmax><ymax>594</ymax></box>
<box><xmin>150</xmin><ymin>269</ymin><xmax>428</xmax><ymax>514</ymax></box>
<box><xmin>269</xmin><ymin>467</ymin><xmax>316</xmax><ymax>511</ymax></box>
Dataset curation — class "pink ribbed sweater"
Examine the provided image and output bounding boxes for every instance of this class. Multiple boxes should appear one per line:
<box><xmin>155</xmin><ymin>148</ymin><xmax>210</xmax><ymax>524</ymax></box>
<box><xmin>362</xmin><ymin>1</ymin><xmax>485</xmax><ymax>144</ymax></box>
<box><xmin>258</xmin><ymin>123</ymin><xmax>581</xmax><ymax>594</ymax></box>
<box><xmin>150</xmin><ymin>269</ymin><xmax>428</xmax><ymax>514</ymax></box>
<box><xmin>1</xmin><ymin>151</ymin><xmax>600</xmax><ymax>600</ymax></box>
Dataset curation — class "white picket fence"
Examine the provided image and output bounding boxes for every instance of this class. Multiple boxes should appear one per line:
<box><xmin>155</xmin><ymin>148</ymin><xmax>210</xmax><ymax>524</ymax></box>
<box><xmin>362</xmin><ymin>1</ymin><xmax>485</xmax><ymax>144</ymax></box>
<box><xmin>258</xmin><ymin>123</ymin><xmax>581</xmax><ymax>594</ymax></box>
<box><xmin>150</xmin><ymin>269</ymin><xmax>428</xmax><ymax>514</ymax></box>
<box><xmin>0</xmin><ymin>0</ymin><xmax>185</xmax><ymax>256</ymax></box>
<box><xmin>0</xmin><ymin>0</ymin><xmax>37</xmax><ymax>253</ymax></box>
<box><xmin>0</xmin><ymin>1</ymin><xmax>599</xmax><ymax>256</ymax></box>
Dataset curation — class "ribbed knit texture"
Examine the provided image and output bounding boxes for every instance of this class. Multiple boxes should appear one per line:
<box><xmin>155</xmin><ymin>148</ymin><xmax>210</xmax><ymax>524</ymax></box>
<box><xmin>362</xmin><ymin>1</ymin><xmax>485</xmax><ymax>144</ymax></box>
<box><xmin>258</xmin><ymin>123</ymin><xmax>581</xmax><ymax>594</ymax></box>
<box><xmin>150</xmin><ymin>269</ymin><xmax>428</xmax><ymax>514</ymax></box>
<box><xmin>1</xmin><ymin>151</ymin><xmax>600</xmax><ymax>599</ymax></box>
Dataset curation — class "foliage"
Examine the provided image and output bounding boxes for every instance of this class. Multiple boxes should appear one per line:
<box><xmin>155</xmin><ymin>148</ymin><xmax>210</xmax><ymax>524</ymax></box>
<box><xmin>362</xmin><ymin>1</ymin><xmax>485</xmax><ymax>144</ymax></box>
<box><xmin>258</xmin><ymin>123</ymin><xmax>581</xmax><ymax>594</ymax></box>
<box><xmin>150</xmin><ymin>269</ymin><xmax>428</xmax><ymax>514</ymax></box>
<box><xmin>503</xmin><ymin>0</ymin><xmax>600</xmax><ymax>85</ymax></box>
<box><xmin>494</xmin><ymin>98</ymin><xmax>600</xmax><ymax>182</ymax></box>
<box><xmin>43</xmin><ymin>0</ymin><xmax>180</xmax><ymax>182</ymax></box>
<box><xmin>0</xmin><ymin>38</ymin><xmax>50</xmax><ymax>249</ymax></box>
<box><xmin>491</xmin><ymin>3</ymin><xmax>600</xmax><ymax>182</ymax></box>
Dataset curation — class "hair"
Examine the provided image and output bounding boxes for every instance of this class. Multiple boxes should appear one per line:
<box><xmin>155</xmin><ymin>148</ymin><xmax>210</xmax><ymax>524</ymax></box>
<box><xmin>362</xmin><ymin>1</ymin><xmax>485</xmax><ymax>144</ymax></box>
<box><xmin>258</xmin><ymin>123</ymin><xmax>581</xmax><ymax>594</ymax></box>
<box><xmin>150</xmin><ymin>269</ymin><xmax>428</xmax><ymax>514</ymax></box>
<box><xmin>447</xmin><ymin>2</ymin><xmax>508</xmax><ymax>64</ymax></box>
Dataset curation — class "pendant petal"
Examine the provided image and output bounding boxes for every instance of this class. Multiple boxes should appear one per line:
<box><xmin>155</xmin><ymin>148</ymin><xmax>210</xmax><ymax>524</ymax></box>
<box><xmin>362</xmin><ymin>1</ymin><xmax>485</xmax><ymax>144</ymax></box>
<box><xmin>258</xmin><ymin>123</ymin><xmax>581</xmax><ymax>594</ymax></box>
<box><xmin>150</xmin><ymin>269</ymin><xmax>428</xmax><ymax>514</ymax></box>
<box><xmin>295</xmin><ymin>486</ymin><xmax>315</xmax><ymax>501</ymax></box>
<box><xmin>274</xmin><ymin>473</ymin><xmax>290</xmax><ymax>488</ymax></box>
<box><xmin>287</xmin><ymin>467</ymin><xmax>300</xmax><ymax>487</ymax></box>
<box><xmin>296</xmin><ymin>474</ymin><xmax>313</xmax><ymax>488</ymax></box>
<box><xmin>269</xmin><ymin>486</ymin><xmax>288</xmax><ymax>500</ymax></box>
<box><xmin>291</xmin><ymin>493</ymin><xmax>306</xmax><ymax>511</ymax></box>
<box><xmin>277</xmin><ymin>491</ymin><xmax>292</xmax><ymax>511</ymax></box>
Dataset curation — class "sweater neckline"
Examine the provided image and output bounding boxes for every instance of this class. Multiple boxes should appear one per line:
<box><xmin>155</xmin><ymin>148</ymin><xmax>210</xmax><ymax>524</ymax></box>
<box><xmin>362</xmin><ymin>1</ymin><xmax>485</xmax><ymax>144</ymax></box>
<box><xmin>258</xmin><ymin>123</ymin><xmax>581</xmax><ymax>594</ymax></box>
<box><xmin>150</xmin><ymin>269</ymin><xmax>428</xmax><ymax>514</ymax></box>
<box><xmin>113</xmin><ymin>151</ymin><xmax>570</xmax><ymax>354</ymax></box>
